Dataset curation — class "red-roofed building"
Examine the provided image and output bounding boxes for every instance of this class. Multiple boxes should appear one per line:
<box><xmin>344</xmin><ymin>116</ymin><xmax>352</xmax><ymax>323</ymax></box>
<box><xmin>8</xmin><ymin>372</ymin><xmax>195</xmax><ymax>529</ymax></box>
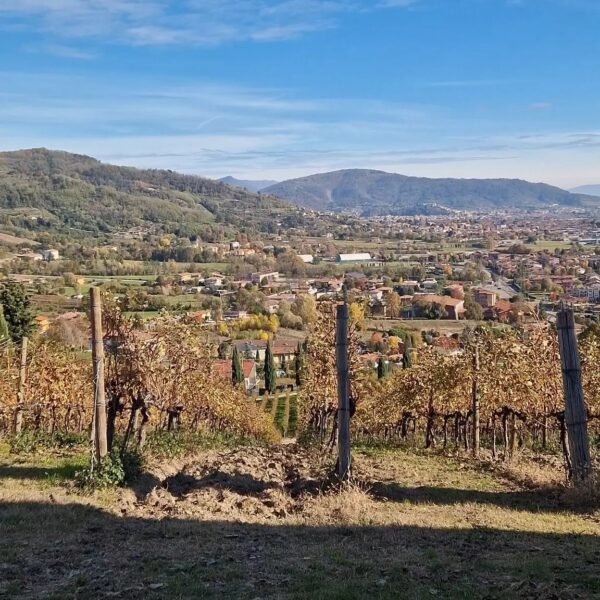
<box><xmin>413</xmin><ymin>294</ymin><xmax>466</xmax><ymax>320</ymax></box>
<box><xmin>213</xmin><ymin>359</ymin><xmax>258</xmax><ymax>393</ymax></box>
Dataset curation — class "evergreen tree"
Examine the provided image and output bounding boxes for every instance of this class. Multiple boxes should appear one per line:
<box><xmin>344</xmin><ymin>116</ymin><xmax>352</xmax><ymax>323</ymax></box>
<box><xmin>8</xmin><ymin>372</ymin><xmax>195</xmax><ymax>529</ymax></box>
<box><xmin>294</xmin><ymin>342</ymin><xmax>304</xmax><ymax>387</ymax></box>
<box><xmin>0</xmin><ymin>281</ymin><xmax>32</xmax><ymax>343</ymax></box>
<box><xmin>0</xmin><ymin>305</ymin><xmax>9</xmax><ymax>341</ymax></box>
<box><xmin>402</xmin><ymin>335</ymin><xmax>413</xmax><ymax>369</ymax></box>
<box><xmin>402</xmin><ymin>349</ymin><xmax>411</xmax><ymax>369</ymax></box>
<box><xmin>377</xmin><ymin>357</ymin><xmax>388</xmax><ymax>379</ymax></box>
<box><xmin>264</xmin><ymin>340</ymin><xmax>277</xmax><ymax>394</ymax></box>
<box><xmin>231</xmin><ymin>345</ymin><xmax>244</xmax><ymax>386</ymax></box>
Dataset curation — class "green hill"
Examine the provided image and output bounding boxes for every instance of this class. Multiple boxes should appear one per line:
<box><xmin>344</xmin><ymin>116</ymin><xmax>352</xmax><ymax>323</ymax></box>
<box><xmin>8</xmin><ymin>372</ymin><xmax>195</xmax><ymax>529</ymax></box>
<box><xmin>263</xmin><ymin>169</ymin><xmax>599</xmax><ymax>216</ymax></box>
<box><xmin>0</xmin><ymin>148</ymin><xmax>298</xmax><ymax>240</ymax></box>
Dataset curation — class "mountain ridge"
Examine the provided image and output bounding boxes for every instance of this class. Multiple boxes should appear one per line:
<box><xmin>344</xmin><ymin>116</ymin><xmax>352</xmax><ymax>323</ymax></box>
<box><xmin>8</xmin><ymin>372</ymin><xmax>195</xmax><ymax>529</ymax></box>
<box><xmin>263</xmin><ymin>169</ymin><xmax>598</xmax><ymax>215</ymax></box>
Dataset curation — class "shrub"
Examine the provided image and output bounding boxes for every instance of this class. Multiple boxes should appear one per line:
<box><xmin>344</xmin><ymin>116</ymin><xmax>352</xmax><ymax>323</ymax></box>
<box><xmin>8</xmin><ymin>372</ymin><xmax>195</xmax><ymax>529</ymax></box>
<box><xmin>75</xmin><ymin>450</ymin><xmax>125</xmax><ymax>491</ymax></box>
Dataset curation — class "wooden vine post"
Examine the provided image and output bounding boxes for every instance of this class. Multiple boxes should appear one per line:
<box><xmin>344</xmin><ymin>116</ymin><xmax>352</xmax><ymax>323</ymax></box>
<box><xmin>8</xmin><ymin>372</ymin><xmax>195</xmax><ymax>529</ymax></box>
<box><xmin>90</xmin><ymin>288</ymin><xmax>108</xmax><ymax>462</ymax></box>
<box><xmin>336</xmin><ymin>301</ymin><xmax>351</xmax><ymax>480</ymax></box>
<box><xmin>471</xmin><ymin>345</ymin><xmax>480</xmax><ymax>458</ymax></box>
<box><xmin>557</xmin><ymin>307</ymin><xmax>591</xmax><ymax>482</ymax></box>
<box><xmin>13</xmin><ymin>336</ymin><xmax>28</xmax><ymax>435</ymax></box>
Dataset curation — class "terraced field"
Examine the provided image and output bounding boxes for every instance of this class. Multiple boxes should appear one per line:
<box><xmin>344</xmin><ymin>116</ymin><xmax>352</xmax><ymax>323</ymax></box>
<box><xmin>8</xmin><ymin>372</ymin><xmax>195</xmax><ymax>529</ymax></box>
<box><xmin>259</xmin><ymin>394</ymin><xmax>299</xmax><ymax>438</ymax></box>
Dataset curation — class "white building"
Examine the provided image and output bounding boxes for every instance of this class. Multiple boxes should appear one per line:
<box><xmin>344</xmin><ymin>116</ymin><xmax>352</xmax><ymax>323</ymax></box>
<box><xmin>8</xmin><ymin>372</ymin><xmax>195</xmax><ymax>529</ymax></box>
<box><xmin>337</xmin><ymin>253</ymin><xmax>372</xmax><ymax>262</ymax></box>
<box><xmin>205</xmin><ymin>276</ymin><xmax>224</xmax><ymax>290</ymax></box>
<box><xmin>42</xmin><ymin>249</ymin><xmax>60</xmax><ymax>261</ymax></box>
<box><xmin>572</xmin><ymin>284</ymin><xmax>600</xmax><ymax>303</ymax></box>
<box><xmin>421</xmin><ymin>278</ymin><xmax>438</xmax><ymax>291</ymax></box>
<box><xmin>251</xmin><ymin>271</ymin><xmax>279</xmax><ymax>284</ymax></box>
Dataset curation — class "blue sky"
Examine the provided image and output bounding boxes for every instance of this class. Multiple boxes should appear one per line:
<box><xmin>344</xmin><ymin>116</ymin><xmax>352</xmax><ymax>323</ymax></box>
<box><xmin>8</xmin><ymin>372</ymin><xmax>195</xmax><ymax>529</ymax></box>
<box><xmin>0</xmin><ymin>0</ymin><xmax>599</xmax><ymax>187</ymax></box>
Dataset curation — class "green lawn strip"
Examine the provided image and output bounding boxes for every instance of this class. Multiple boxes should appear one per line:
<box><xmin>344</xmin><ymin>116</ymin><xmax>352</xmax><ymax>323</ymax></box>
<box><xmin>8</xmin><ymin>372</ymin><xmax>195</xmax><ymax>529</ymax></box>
<box><xmin>274</xmin><ymin>396</ymin><xmax>287</xmax><ymax>434</ymax></box>
<box><xmin>287</xmin><ymin>396</ymin><xmax>298</xmax><ymax>437</ymax></box>
<box><xmin>281</xmin><ymin>395</ymin><xmax>291</xmax><ymax>437</ymax></box>
<box><xmin>270</xmin><ymin>395</ymin><xmax>280</xmax><ymax>420</ymax></box>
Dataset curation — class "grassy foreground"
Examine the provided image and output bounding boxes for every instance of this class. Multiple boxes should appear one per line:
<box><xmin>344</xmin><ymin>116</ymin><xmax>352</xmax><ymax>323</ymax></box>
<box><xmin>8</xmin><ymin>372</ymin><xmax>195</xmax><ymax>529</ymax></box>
<box><xmin>1</xmin><ymin>443</ymin><xmax>599</xmax><ymax>599</ymax></box>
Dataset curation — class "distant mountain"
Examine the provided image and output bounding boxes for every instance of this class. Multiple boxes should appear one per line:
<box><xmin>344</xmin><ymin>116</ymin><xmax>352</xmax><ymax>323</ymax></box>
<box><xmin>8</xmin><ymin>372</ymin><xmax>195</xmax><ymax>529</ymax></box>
<box><xmin>263</xmin><ymin>169</ymin><xmax>599</xmax><ymax>216</ymax></box>
<box><xmin>219</xmin><ymin>176</ymin><xmax>278</xmax><ymax>193</ymax></box>
<box><xmin>570</xmin><ymin>185</ymin><xmax>600</xmax><ymax>197</ymax></box>
<box><xmin>0</xmin><ymin>149</ymin><xmax>297</xmax><ymax>238</ymax></box>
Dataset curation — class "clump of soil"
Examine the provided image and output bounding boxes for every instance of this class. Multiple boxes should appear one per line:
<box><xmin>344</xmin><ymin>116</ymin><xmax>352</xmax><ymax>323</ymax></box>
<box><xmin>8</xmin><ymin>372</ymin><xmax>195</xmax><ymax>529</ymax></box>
<box><xmin>122</xmin><ymin>445</ymin><xmax>333</xmax><ymax>522</ymax></box>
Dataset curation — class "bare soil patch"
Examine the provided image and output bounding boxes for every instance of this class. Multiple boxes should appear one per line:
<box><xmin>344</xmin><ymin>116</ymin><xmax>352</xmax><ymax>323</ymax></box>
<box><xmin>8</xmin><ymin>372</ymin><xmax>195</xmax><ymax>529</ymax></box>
<box><xmin>123</xmin><ymin>445</ymin><xmax>332</xmax><ymax>522</ymax></box>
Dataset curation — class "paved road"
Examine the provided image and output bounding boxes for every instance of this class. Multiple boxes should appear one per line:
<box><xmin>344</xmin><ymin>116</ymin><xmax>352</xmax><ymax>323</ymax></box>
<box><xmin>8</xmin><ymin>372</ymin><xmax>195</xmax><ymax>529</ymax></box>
<box><xmin>481</xmin><ymin>270</ymin><xmax>518</xmax><ymax>299</ymax></box>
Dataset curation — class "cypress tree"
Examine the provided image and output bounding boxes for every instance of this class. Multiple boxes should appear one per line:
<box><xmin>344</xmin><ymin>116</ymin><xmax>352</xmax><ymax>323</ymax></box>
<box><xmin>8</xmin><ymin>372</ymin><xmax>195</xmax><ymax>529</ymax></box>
<box><xmin>402</xmin><ymin>335</ymin><xmax>413</xmax><ymax>369</ymax></box>
<box><xmin>264</xmin><ymin>340</ymin><xmax>277</xmax><ymax>394</ymax></box>
<box><xmin>0</xmin><ymin>305</ymin><xmax>9</xmax><ymax>341</ymax></box>
<box><xmin>231</xmin><ymin>345</ymin><xmax>244</xmax><ymax>386</ymax></box>
<box><xmin>294</xmin><ymin>342</ymin><xmax>304</xmax><ymax>387</ymax></box>
<box><xmin>0</xmin><ymin>281</ymin><xmax>32</xmax><ymax>343</ymax></box>
<box><xmin>377</xmin><ymin>357</ymin><xmax>388</xmax><ymax>379</ymax></box>
<box><xmin>402</xmin><ymin>352</ymin><xmax>410</xmax><ymax>369</ymax></box>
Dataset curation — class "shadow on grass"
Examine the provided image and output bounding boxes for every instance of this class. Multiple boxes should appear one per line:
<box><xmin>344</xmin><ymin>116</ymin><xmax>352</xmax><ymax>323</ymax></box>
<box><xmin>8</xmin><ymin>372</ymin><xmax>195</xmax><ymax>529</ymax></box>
<box><xmin>1</xmin><ymin>500</ymin><xmax>599</xmax><ymax>599</ymax></box>
<box><xmin>0</xmin><ymin>463</ymin><xmax>82</xmax><ymax>481</ymax></box>
<box><xmin>367</xmin><ymin>481</ymin><xmax>577</xmax><ymax>513</ymax></box>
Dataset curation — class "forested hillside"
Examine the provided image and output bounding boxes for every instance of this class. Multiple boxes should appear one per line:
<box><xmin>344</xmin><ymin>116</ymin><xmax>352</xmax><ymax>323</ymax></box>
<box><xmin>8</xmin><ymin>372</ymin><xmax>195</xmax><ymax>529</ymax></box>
<box><xmin>264</xmin><ymin>169</ymin><xmax>599</xmax><ymax>215</ymax></box>
<box><xmin>0</xmin><ymin>149</ymin><xmax>300</xmax><ymax>240</ymax></box>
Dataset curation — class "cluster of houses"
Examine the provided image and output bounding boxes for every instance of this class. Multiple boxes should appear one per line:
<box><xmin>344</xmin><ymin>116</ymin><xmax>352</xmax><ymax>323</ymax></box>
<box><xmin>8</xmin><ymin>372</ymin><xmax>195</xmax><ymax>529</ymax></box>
<box><xmin>14</xmin><ymin>248</ymin><xmax>60</xmax><ymax>262</ymax></box>
<box><xmin>488</xmin><ymin>248</ymin><xmax>600</xmax><ymax>310</ymax></box>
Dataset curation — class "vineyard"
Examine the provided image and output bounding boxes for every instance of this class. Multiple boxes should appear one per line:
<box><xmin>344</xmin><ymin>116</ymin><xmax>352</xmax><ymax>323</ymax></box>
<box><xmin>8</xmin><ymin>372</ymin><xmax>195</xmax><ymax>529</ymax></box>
<box><xmin>298</xmin><ymin>304</ymin><xmax>600</xmax><ymax>477</ymax></box>
<box><xmin>2</xmin><ymin>295</ymin><xmax>600</xmax><ymax>598</ymax></box>
<box><xmin>0</xmin><ymin>297</ymin><xmax>280</xmax><ymax>456</ymax></box>
<box><xmin>1</xmin><ymin>296</ymin><xmax>599</xmax><ymax>477</ymax></box>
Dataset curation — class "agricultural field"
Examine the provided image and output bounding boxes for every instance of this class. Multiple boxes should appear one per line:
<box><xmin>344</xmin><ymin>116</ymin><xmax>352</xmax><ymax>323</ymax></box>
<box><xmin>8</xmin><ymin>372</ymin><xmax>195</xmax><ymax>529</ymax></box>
<box><xmin>122</xmin><ymin>260</ymin><xmax>230</xmax><ymax>273</ymax></box>
<box><xmin>1</xmin><ymin>442</ymin><xmax>600</xmax><ymax>599</ymax></box>
<box><xmin>524</xmin><ymin>240</ymin><xmax>574</xmax><ymax>251</ymax></box>
<box><xmin>0</xmin><ymin>231</ymin><xmax>39</xmax><ymax>246</ymax></box>
<box><xmin>365</xmin><ymin>318</ymin><xmax>484</xmax><ymax>337</ymax></box>
<box><xmin>261</xmin><ymin>393</ymin><xmax>299</xmax><ymax>438</ymax></box>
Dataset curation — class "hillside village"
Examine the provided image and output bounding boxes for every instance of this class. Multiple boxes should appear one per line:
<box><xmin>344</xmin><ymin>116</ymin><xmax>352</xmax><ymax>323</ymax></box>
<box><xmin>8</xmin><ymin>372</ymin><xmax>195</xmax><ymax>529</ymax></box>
<box><xmin>2</xmin><ymin>207</ymin><xmax>599</xmax><ymax>396</ymax></box>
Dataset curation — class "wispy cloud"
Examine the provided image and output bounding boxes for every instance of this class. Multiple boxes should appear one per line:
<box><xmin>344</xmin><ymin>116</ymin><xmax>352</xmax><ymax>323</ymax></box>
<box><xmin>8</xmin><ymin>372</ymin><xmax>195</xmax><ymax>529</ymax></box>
<box><xmin>423</xmin><ymin>79</ymin><xmax>514</xmax><ymax>88</ymax></box>
<box><xmin>0</xmin><ymin>70</ymin><xmax>598</xmax><ymax>187</ymax></box>
<box><xmin>37</xmin><ymin>43</ymin><xmax>96</xmax><ymax>60</ymax></box>
<box><xmin>0</xmin><ymin>0</ymin><xmax>420</xmax><ymax>47</ymax></box>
